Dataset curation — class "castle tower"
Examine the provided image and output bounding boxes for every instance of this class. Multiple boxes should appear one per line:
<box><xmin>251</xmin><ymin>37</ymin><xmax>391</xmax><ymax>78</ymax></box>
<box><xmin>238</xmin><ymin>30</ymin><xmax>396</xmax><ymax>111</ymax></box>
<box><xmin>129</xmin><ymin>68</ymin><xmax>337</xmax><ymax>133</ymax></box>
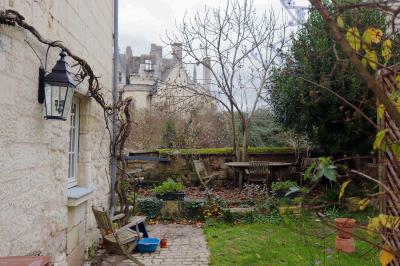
<box><xmin>125</xmin><ymin>46</ymin><xmax>133</xmax><ymax>84</ymax></box>
<box><xmin>150</xmin><ymin>43</ymin><xmax>162</xmax><ymax>64</ymax></box>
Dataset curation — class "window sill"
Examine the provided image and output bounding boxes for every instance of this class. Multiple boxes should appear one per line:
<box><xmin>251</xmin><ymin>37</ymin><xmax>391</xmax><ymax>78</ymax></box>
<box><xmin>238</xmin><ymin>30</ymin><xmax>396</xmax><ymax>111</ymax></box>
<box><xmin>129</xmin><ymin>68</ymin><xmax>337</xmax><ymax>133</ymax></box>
<box><xmin>67</xmin><ymin>186</ymin><xmax>94</xmax><ymax>207</ymax></box>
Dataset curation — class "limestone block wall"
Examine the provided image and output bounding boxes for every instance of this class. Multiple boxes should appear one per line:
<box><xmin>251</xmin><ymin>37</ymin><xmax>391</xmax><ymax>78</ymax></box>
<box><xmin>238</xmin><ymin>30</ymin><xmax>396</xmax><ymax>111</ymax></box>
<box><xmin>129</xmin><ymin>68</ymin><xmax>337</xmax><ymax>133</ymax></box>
<box><xmin>0</xmin><ymin>0</ymin><xmax>113</xmax><ymax>265</ymax></box>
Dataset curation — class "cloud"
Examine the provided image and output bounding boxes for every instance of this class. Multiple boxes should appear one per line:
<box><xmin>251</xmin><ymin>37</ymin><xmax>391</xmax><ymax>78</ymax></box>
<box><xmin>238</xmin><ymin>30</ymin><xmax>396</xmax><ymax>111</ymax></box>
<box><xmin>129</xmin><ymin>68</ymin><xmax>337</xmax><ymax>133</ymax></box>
<box><xmin>118</xmin><ymin>0</ymin><xmax>309</xmax><ymax>55</ymax></box>
<box><xmin>119</xmin><ymin>0</ymin><xmax>175</xmax><ymax>54</ymax></box>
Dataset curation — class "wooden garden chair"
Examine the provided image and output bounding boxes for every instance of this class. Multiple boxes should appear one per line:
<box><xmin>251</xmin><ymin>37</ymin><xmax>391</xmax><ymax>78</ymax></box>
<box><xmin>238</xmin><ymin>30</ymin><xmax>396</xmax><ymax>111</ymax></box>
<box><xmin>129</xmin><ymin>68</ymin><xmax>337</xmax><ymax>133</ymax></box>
<box><xmin>91</xmin><ymin>206</ymin><xmax>145</xmax><ymax>266</ymax></box>
<box><xmin>193</xmin><ymin>160</ymin><xmax>221</xmax><ymax>201</ymax></box>
<box><xmin>193</xmin><ymin>160</ymin><xmax>220</xmax><ymax>186</ymax></box>
<box><xmin>245</xmin><ymin>161</ymin><xmax>271</xmax><ymax>184</ymax></box>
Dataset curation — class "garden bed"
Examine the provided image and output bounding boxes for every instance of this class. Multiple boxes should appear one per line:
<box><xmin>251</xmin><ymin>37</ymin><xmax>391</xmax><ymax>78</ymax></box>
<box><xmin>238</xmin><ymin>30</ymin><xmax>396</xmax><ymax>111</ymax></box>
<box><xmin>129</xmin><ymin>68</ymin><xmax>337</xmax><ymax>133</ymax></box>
<box><xmin>138</xmin><ymin>186</ymin><xmax>249</xmax><ymax>205</ymax></box>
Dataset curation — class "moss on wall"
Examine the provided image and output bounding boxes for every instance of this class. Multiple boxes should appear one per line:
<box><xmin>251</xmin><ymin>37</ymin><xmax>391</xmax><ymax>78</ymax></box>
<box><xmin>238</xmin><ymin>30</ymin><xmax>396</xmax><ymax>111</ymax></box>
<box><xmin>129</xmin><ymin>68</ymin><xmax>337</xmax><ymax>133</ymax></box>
<box><xmin>155</xmin><ymin>147</ymin><xmax>297</xmax><ymax>156</ymax></box>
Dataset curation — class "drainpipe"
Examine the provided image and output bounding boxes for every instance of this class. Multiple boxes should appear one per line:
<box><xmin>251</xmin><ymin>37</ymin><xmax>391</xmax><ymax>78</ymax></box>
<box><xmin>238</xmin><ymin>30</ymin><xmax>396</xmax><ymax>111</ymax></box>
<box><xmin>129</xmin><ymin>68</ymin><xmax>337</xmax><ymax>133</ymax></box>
<box><xmin>110</xmin><ymin>0</ymin><xmax>119</xmax><ymax>216</ymax></box>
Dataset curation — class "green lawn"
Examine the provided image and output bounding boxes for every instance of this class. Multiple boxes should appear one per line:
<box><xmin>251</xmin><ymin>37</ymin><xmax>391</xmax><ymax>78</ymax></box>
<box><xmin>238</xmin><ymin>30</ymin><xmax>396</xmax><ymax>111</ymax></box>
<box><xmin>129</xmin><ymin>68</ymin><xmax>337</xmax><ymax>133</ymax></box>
<box><xmin>204</xmin><ymin>213</ymin><xmax>379</xmax><ymax>266</ymax></box>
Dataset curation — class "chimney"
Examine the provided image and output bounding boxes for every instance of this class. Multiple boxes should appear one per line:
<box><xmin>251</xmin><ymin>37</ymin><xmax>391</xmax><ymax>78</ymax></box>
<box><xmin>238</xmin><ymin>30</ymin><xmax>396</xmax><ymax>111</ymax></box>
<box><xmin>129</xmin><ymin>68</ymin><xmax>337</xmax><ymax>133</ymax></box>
<box><xmin>125</xmin><ymin>46</ymin><xmax>133</xmax><ymax>58</ymax></box>
<box><xmin>125</xmin><ymin>46</ymin><xmax>133</xmax><ymax>85</ymax></box>
<box><xmin>171</xmin><ymin>43</ymin><xmax>182</xmax><ymax>62</ymax></box>
<box><xmin>150</xmin><ymin>43</ymin><xmax>162</xmax><ymax>64</ymax></box>
<box><xmin>202</xmin><ymin>57</ymin><xmax>211</xmax><ymax>90</ymax></box>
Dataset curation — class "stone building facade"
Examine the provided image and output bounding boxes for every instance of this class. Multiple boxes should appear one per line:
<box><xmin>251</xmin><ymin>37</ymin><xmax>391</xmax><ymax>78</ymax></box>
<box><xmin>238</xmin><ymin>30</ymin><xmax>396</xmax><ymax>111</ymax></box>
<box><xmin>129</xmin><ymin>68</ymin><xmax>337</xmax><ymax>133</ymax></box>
<box><xmin>119</xmin><ymin>43</ymin><xmax>214</xmax><ymax>114</ymax></box>
<box><xmin>0</xmin><ymin>0</ymin><xmax>113</xmax><ymax>265</ymax></box>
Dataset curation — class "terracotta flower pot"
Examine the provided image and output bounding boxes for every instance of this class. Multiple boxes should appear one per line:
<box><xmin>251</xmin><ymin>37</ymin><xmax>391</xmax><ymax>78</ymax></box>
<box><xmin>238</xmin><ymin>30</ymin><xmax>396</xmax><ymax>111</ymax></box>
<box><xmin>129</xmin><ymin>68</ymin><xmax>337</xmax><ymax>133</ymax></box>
<box><xmin>335</xmin><ymin>236</ymin><xmax>355</xmax><ymax>253</ymax></box>
<box><xmin>335</xmin><ymin>218</ymin><xmax>356</xmax><ymax>239</ymax></box>
<box><xmin>160</xmin><ymin>238</ymin><xmax>168</xmax><ymax>248</ymax></box>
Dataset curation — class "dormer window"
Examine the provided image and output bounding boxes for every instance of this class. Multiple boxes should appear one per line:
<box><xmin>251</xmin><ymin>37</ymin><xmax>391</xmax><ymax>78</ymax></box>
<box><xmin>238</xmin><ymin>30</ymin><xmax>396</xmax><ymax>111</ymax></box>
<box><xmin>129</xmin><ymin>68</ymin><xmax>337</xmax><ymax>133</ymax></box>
<box><xmin>144</xmin><ymin>59</ymin><xmax>153</xmax><ymax>71</ymax></box>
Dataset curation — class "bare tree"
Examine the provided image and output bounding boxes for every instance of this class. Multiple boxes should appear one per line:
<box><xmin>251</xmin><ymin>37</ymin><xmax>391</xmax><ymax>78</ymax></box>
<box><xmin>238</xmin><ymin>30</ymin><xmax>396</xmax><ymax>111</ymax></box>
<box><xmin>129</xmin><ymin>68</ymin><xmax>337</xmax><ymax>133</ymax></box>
<box><xmin>164</xmin><ymin>0</ymin><xmax>289</xmax><ymax>161</ymax></box>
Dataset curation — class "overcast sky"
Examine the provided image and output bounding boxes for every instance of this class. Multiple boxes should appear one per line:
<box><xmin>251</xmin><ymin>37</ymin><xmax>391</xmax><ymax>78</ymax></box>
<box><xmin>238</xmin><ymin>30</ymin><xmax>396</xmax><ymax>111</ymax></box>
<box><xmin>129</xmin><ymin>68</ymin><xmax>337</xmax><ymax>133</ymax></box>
<box><xmin>118</xmin><ymin>0</ymin><xmax>309</xmax><ymax>57</ymax></box>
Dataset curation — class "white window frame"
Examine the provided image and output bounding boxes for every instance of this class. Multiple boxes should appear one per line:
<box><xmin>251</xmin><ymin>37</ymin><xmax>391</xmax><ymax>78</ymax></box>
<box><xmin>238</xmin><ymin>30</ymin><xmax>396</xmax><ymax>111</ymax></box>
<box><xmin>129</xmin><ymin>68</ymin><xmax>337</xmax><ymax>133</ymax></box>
<box><xmin>145</xmin><ymin>59</ymin><xmax>153</xmax><ymax>71</ymax></box>
<box><xmin>68</xmin><ymin>97</ymin><xmax>80</xmax><ymax>188</ymax></box>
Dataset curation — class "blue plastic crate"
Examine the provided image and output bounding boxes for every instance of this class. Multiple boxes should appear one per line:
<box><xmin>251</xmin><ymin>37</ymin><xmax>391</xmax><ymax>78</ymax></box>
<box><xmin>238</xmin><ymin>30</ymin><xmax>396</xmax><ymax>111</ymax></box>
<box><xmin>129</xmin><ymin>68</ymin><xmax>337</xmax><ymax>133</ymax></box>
<box><xmin>137</xmin><ymin>238</ymin><xmax>160</xmax><ymax>253</ymax></box>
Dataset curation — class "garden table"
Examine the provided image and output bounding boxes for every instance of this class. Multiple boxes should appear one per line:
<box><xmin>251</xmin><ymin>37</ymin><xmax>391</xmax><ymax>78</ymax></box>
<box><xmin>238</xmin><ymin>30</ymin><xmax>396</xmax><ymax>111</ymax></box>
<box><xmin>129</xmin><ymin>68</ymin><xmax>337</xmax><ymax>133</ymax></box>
<box><xmin>224</xmin><ymin>161</ymin><xmax>294</xmax><ymax>189</ymax></box>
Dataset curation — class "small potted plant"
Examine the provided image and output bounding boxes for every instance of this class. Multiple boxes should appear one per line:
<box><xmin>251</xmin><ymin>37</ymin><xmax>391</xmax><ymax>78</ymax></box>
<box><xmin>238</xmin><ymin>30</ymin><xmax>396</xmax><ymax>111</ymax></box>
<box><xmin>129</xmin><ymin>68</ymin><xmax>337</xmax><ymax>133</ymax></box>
<box><xmin>153</xmin><ymin>178</ymin><xmax>185</xmax><ymax>201</ymax></box>
<box><xmin>271</xmin><ymin>181</ymin><xmax>300</xmax><ymax>199</ymax></box>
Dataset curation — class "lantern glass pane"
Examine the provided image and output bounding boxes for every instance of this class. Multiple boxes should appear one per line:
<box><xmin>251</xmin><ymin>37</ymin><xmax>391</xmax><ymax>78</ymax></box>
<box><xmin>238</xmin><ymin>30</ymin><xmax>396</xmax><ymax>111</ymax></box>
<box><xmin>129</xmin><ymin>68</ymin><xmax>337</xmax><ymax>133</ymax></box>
<box><xmin>44</xmin><ymin>84</ymin><xmax>52</xmax><ymax>117</ymax></box>
<box><xmin>48</xmin><ymin>85</ymin><xmax>66</xmax><ymax>117</ymax></box>
<box><xmin>62</xmin><ymin>86</ymin><xmax>74</xmax><ymax>120</ymax></box>
<box><xmin>58</xmin><ymin>86</ymin><xmax>67</xmax><ymax>116</ymax></box>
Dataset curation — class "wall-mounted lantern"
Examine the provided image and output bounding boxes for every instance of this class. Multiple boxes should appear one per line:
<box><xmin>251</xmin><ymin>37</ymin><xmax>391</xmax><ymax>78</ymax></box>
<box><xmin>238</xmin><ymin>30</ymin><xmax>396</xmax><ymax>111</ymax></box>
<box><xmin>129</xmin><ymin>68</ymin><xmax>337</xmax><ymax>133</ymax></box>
<box><xmin>38</xmin><ymin>51</ymin><xmax>76</xmax><ymax>120</ymax></box>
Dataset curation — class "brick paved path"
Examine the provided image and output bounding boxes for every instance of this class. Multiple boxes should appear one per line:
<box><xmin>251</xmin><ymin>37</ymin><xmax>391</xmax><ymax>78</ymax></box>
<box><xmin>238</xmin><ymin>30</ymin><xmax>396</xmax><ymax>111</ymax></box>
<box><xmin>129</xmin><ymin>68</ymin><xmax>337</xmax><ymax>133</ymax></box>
<box><xmin>93</xmin><ymin>224</ymin><xmax>210</xmax><ymax>266</ymax></box>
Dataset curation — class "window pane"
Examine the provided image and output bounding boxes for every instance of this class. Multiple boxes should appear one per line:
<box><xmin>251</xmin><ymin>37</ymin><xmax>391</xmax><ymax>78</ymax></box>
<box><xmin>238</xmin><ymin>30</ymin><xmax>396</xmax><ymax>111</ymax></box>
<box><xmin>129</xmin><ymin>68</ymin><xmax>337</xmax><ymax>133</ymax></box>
<box><xmin>68</xmin><ymin>154</ymin><xmax>71</xmax><ymax>178</ymax></box>
<box><xmin>70</xmin><ymin>154</ymin><xmax>75</xmax><ymax>178</ymax></box>
<box><xmin>70</xmin><ymin>104</ymin><xmax>75</xmax><ymax>127</ymax></box>
<box><xmin>68</xmin><ymin>97</ymin><xmax>79</xmax><ymax>184</ymax></box>
<box><xmin>71</xmin><ymin>128</ymin><xmax>75</xmax><ymax>152</ymax></box>
<box><xmin>69</xmin><ymin>128</ymin><xmax>73</xmax><ymax>152</ymax></box>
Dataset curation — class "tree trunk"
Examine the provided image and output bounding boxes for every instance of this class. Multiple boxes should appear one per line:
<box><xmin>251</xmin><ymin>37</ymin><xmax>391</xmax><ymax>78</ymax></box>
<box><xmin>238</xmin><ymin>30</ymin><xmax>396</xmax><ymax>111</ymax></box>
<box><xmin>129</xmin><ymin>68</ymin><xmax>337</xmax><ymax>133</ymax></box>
<box><xmin>230</xmin><ymin>107</ymin><xmax>240</xmax><ymax>162</ymax></box>
<box><xmin>241</xmin><ymin>123</ymin><xmax>249</xmax><ymax>162</ymax></box>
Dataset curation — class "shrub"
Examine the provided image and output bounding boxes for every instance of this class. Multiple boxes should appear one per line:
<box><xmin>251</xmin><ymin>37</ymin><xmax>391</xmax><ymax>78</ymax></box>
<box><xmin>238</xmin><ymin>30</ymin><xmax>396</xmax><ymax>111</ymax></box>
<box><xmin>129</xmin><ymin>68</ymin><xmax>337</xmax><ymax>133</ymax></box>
<box><xmin>137</xmin><ymin>197</ymin><xmax>163</xmax><ymax>219</ymax></box>
<box><xmin>256</xmin><ymin>196</ymin><xmax>279</xmax><ymax>215</ymax></box>
<box><xmin>221</xmin><ymin>209</ymin><xmax>235</xmax><ymax>223</ymax></box>
<box><xmin>152</xmin><ymin>178</ymin><xmax>185</xmax><ymax>195</ymax></box>
<box><xmin>242</xmin><ymin>183</ymin><xmax>268</xmax><ymax>202</ymax></box>
<box><xmin>269</xmin><ymin>8</ymin><xmax>380</xmax><ymax>154</ymax></box>
<box><xmin>213</xmin><ymin>196</ymin><xmax>228</xmax><ymax>208</ymax></box>
<box><xmin>271</xmin><ymin>181</ymin><xmax>298</xmax><ymax>192</ymax></box>
<box><xmin>204</xmin><ymin>203</ymin><xmax>222</xmax><ymax>218</ymax></box>
<box><xmin>184</xmin><ymin>199</ymin><xmax>205</xmax><ymax>220</ymax></box>
<box><xmin>323</xmin><ymin>187</ymin><xmax>339</xmax><ymax>203</ymax></box>
<box><xmin>242</xmin><ymin>212</ymin><xmax>255</xmax><ymax>224</ymax></box>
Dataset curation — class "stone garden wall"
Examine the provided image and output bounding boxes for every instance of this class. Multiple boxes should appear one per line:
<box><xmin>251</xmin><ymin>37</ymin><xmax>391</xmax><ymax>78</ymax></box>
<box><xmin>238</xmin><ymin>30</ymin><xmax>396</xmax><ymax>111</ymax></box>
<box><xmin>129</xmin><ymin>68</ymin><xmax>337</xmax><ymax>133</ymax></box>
<box><xmin>126</xmin><ymin>151</ymin><xmax>300</xmax><ymax>186</ymax></box>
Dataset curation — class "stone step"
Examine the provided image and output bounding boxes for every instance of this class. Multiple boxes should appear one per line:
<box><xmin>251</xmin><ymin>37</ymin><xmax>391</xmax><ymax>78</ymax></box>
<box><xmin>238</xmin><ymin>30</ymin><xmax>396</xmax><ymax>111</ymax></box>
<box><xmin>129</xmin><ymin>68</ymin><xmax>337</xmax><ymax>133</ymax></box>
<box><xmin>228</xmin><ymin>207</ymin><xmax>254</xmax><ymax>214</ymax></box>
